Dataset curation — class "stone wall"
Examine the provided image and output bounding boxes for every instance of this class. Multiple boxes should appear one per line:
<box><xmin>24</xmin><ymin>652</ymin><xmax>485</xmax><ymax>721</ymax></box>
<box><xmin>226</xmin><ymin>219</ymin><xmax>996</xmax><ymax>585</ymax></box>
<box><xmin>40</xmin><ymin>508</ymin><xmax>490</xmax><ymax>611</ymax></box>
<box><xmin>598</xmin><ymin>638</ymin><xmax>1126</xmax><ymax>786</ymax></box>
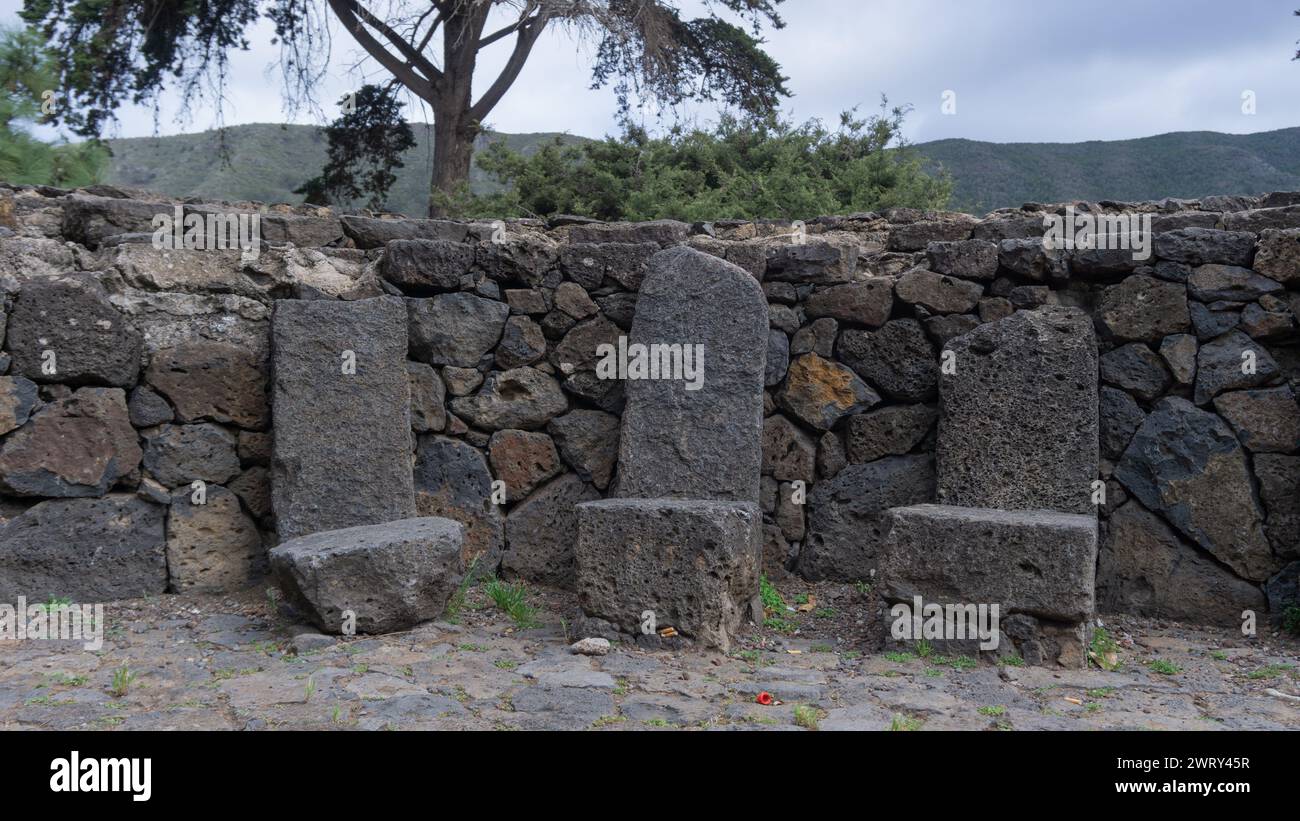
<box><xmin>0</xmin><ymin>182</ymin><xmax>1297</xmax><ymax>628</ymax></box>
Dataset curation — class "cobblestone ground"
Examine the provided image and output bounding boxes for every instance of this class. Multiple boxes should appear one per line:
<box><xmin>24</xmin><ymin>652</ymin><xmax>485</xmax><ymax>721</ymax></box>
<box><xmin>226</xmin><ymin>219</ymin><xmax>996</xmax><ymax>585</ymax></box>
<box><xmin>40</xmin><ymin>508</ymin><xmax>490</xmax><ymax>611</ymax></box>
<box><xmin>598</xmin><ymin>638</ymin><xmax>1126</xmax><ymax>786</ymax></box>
<box><xmin>2</xmin><ymin>582</ymin><xmax>1298</xmax><ymax>731</ymax></box>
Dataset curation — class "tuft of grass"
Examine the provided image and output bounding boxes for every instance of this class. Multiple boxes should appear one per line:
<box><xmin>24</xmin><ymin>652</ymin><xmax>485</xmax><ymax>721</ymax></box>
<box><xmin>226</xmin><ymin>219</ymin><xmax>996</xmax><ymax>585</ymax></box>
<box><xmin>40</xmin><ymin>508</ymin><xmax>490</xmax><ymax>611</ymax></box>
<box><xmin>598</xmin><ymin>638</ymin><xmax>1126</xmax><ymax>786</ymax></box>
<box><xmin>977</xmin><ymin>705</ymin><xmax>1005</xmax><ymax>717</ymax></box>
<box><xmin>915</xmin><ymin>639</ymin><xmax>933</xmax><ymax>659</ymax></box>
<box><xmin>494</xmin><ymin>658</ymin><xmax>519</xmax><ymax>670</ymax></box>
<box><xmin>890</xmin><ymin>713</ymin><xmax>923</xmax><ymax>731</ymax></box>
<box><xmin>1089</xmin><ymin>628</ymin><xmax>1122</xmax><ymax>671</ymax></box>
<box><xmin>1086</xmin><ymin>687</ymin><xmax>1116</xmax><ymax>699</ymax></box>
<box><xmin>482</xmin><ymin>577</ymin><xmax>541</xmax><ymax>630</ymax></box>
<box><xmin>813</xmin><ymin>607</ymin><xmax>835</xmax><ymax>619</ymax></box>
<box><xmin>1245</xmin><ymin>664</ymin><xmax>1293</xmax><ymax>680</ymax></box>
<box><xmin>443</xmin><ymin>556</ymin><xmax>480</xmax><ymax>623</ymax></box>
<box><xmin>884</xmin><ymin>650</ymin><xmax>914</xmax><ymax>663</ymax></box>
<box><xmin>458</xmin><ymin>642</ymin><xmax>488</xmax><ymax>652</ymax></box>
<box><xmin>1001</xmin><ymin>654</ymin><xmax>1025</xmax><ymax>667</ymax></box>
<box><xmin>1147</xmin><ymin>659</ymin><xmax>1182</xmax><ymax>676</ymax></box>
<box><xmin>793</xmin><ymin>704</ymin><xmax>824</xmax><ymax>730</ymax></box>
<box><xmin>810</xmin><ymin>643</ymin><xmax>833</xmax><ymax>653</ymax></box>
<box><xmin>642</xmin><ymin>718</ymin><xmax>670</xmax><ymax>727</ymax></box>
<box><xmin>1210</xmin><ymin>650</ymin><xmax>1229</xmax><ymax>661</ymax></box>
<box><xmin>591</xmin><ymin>715</ymin><xmax>625</xmax><ymax>728</ymax></box>
<box><xmin>763</xmin><ymin>615</ymin><xmax>797</xmax><ymax>634</ymax></box>
<box><xmin>109</xmin><ymin>665</ymin><xmax>137</xmax><ymax>698</ymax></box>
<box><xmin>759</xmin><ymin>575</ymin><xmax>785</xmax><ymax>612</ymax></box>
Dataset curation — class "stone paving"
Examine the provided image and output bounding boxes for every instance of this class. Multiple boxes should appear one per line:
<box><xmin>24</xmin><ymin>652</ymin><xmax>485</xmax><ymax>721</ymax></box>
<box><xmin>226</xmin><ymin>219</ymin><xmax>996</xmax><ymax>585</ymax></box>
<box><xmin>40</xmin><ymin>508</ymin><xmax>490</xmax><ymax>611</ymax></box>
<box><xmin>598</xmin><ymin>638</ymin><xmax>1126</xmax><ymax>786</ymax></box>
<box><xmin>2</xmin><ymin>583</ymin><xmax>1298</xmax><ymax>731</ymax></box>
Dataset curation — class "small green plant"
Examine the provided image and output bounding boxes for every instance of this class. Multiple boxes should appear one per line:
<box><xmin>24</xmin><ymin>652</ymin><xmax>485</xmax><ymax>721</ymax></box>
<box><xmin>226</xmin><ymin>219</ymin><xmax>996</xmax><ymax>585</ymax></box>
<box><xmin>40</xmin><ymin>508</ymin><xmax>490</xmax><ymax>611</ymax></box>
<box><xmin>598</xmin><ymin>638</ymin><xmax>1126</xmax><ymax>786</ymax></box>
<box><xmin>1282</xmin><ymin>604</ymin><xmax>1300</xmax><ymax>636</ymax></box>
<box><xmin>923</xmin><ymin>667</ymin><xmax>943</xmax><ymax>678</ymax></box>
<box><xmin>304</xmin><ymin>676</ymin><xmax>316</xmax><ymax>701</ymax></box>
<box><xmin>915</xmin><ymin>639</ymin><xmax>933</xmax><ymax>659</ymax></box>
<box><xmin>1245</xmin><ymin>664</ymin><xmax>1293</xmax><ymax>680</ymax></box>
<box><xmin>890</xmin><ymin>713</ymin><xmax>923</xmax><ymax>731</ymax></box>
<box><xmin>591</xmin><ymin>715</ymin><xmax>625</xmax><ymax>727</ymax></box>
<box><xmin>612</xmin><ymin>678</ymin><xmax>629</xmax><ymax>696</ymax></box>
<box><xmin>494</xmin><ymin>658</ymin><xmax>519</xmax><ymax>670</ymax></box>
<box><xmin>854</xmin><ymin>579</ymin><xmax>873</xmax><ymax>596</ymax></box>
<box><xmin>813</xmin><ymin>607</ymin><xmax>835</xmax><ymax>619</ymax></box>
<box><xmin>109</xmin><ymin>665</ymin><xmax>137</xmax><ymax>697</ymax></box>
<box><xmin>842</xmin><ymin>650</ymin><xmax>861</xmax><ymax>660</ymax></box>
<box><xmin>1001</xmin><ymin>655</ymin><xmax>1025</xmax><ymax>667</ymax></box>
<box><xmin>759</xmin><ymin>575</ymin><xmax>785</xmax><ymax>612</ymax></box>
<box><xmin>810</xmin><ymin>643</ymin><xmax>833</xmax><ymax>653</ymax></box>
<box><xmin>793</xmin><ymin>704</ymin><xmax>824</xmax><ymax>730</ymax></box>
<box><xmin>977</xmin><ymin>705</ymin><xmax>1005</xmax><ymax>717</ymax></box>
<box><xmin>458</xmin><ymin>642</ymin><xmax>488</xmax><ymax>652</ymax></box>
<box><xmin>482</xmin><ymin>577</ymin><xmax>541</xmax><ymax>630</ymax></box>
<box><xmin>37</xmin><ymin>596</ymin><xmax>72</xmax><ymax>613</ymax></box>
<box><xmin>1210</xmin><ymin>650</ymin><xmax>1229</xmax><ymax>661</ymax></box>
<box><xmin>1086</xmin><ymin>687</ymin><xmax>1115</xmax><ymax>699</ymax></box>
<box><xmin>763</xmin><ymin>615</ymin><xmax>797</xmax><ymax>634</ymax></box>
<box><xmin>1084</xmin><ymin>701</ymin><xmax>1102</xmax><ymax>713</ymax></box>
<box><xmin>45</xmin><ymin>672</ymin><xmax>88</xmax><ymax>687</ymax></box>
<box><xmin>643</xmin><ymin>718</ymin><xmax>670</xmax><ymax>727</ymax></box>
<box><xmin>1089</xmin><ymin>628</ymin><xmax>1122</xmax><ymax>671</ymax></box>
<box><xmin>1148</xmin><ymin>659</ymin><xmax>1182</xmax><ymax>675</ymax></box>
<box><xmin>793</xmin><ymin>592</ymin><xmax>810</xmax><ymax>606</ymax></box>
<box><xmin>884</xmin><ymin>650</ymin><xmax>914</xmax><ymax>663</ymax></box>
<box><xmin>443</xmin><ymin>556</ymin><xmax>480</xmax><ymax>622</ymax></box>
<box><xmin>734</xmin><ymin>649</ymin><xmax>761</xmax><ymax>663</ymax></box>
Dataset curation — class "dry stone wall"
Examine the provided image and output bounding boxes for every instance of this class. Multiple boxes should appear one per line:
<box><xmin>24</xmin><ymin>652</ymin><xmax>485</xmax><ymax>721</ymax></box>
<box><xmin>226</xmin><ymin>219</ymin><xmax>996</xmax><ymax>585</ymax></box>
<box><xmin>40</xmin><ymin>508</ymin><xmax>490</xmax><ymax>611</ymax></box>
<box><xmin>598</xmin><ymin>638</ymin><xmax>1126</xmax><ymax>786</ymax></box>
<box><xmin>0</xmin><ymin>182</ymin><xmax>1297</xmax><ymax>629</ymax></box>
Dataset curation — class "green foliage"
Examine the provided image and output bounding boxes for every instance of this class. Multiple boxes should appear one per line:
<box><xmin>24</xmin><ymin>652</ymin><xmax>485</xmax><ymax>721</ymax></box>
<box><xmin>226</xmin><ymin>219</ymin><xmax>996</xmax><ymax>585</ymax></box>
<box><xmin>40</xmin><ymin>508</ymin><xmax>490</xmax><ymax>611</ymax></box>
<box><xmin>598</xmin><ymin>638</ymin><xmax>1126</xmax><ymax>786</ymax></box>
<box><xmin>0</xmin><ymin>26</ymin><xmax>107</xmax><ymax>187</ymax></box>
<box><xmin>295</xmin><ymin>84</ymin><xmax>416</xmax><ymax>212</ymax></box>
<box><xmin>792</xmin><ymin>704</ymin><xmax>823</xmax><ymax>730</ymax></box>
<box><xmin>1147</xmin><ymin>659</ymin><xmax>1182</xmax><ymax>676</ymax></box>
<box><xmin>461</xmin><ymin>102</ymin><xmax>951</xmax><ymax>220</ymax></box>
<box><xmin>482</xmin><ymin>577</ymin><xmax>540</xmax><ymax>631</ymax></box>
<box><xmin>758</xmin><ymin>575</ymin><xmax>785</xmax><ymax>612</ymax></box>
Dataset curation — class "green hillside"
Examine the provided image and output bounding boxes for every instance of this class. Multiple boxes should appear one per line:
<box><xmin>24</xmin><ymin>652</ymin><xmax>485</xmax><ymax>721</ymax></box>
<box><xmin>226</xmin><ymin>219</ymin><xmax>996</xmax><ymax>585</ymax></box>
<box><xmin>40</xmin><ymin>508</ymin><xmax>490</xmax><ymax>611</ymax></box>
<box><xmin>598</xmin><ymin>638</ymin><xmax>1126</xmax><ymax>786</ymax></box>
<box><xmin>917</xmin><ymin>128</ymin><xmax>1300</xmax><ymax>214</ymax></box>
<box><xmin>101</xmin><ymin>122</ymin><xmax>1300</xmax><ymax>217</ymax></box>
<box><xmin>104</xmin><ymin>123</ymin><xmax>585</xmax><ymax>217</ymax></box>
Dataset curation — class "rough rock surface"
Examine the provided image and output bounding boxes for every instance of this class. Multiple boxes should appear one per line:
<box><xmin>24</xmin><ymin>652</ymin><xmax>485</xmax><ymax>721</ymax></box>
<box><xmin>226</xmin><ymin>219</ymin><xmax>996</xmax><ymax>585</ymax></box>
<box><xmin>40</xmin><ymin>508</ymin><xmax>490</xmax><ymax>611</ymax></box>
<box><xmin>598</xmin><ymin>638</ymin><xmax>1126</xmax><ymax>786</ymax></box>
<box><xmin>166</xmin><ymin>485</ymin><xmax>263</xmax><ymax>593</ymax></box>
<box><xmin>547</xmin><ymin>410</ymin><xmax>619</xmax><ymax>490</ymax></box>
<box><xmin>269</xmin><ymin>517</ymin><xmax>465</xmax><ymax>633</ymax></box>
<box><xmin>141</xmin><ymin>422</ymin><xmax>240</xmax><ymax>488</ymax></box>
<box><xmin>839</xmin><ymin>319</ymin><xmax>938</xmax><ymax>402</ymax></box>
<box><xmin>449</xmin><ymin>367</ymin><xmax>567</xmax><ymax>431</ymax></box>
<box><xmin>777</xmin><ymin>353</ymin><xmax>879</xmax><ymax>431</ymax></box>
<box><xmin>575</xmin><ymin>498</ymin><xmax>761</xmax><ymax>651</ymax></box>
<box><xmin>407</xmin><ymin>292</ymin><xmax>510</xmax><ymax>367</ymax></box>
<box><xmin>879</xmin><ymin>504</ymin><xmax>1097</xmax><ymax>622</ymax></box>
<box><xmin>799</xmin><ymin>455</ymin><xmax>934</xmax><ymax>581</ymax></box>
<box><xmin>938</xmin><ymin>307</ymin><xmax>1099</xmax><ymax>515</ymax></box>
<box><xmin>271</xmin><ymin>297</ymin><xmax>416</xmax><ymax>541</ymax></box>
<box><xmin>0</xmin><ymin>494</ymin><xmax>167</xmax><ymax>601</ymax></box>
<box><xmin>615</xmin><ymin>247</ymin><xmax>768</xmax><ymax>503</ymax></box>
<box><xmin>1114</xmin><ymin>397</ymin><xmax>1274</xmax><ymax>581</ymax></box>
<box><xmin>413</xmin><ymin>434</ymin><xmax>504</xmax><ymax>573</ymax></box>
<box><xmin>503</xmin><ymin>473</ymin><xmax>601</xmax><ymax>587</ymax></box>
<box><xmin>145</xmin><ymin>341</ymin><xmax>268</xmax><ymax>429</ymax></box>
<box><xmin>0</xmin><ymin>387</ymin><xmax>140</xmax><ymax>497</ymax></box>
<box><xmin>1098</xmin><ymin>502</ymin><xmax>1265</xmax><ymax>626</ymax></box>
<box><xmin>6</xmin><ymin>274</ymin><xmax>142</xmax><ymax>387</ymax></box>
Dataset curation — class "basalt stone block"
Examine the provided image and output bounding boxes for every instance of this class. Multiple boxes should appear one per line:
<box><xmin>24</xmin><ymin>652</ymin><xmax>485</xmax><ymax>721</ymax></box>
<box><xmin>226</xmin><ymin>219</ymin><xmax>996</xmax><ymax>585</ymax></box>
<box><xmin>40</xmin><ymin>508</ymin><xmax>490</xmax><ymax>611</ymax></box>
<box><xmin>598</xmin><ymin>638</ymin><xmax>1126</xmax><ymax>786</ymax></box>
<box><xmin>845</xmin><ymin>404</ymin><xmax>937</xmax><ymax>464</ymax></box>
<box><xmin>145</xmin><ymin>341</ymin><xmax>269</xmax><ymax>430</ymax></box>
<box><xmin>887</xmin><ymin>218</ymin><xmax>974</xmax><ymax>251</ymax></box>
<box><xmin>61</xmin><ymin>194</ymin><xmax>172</xmax><ymax>248</ymax></box>
<box><xmin>998</xmin><ymin>237</ymin><xmax>1068</xmax><ymax>281</ymax></box>
<box><xmin>925</xmin><ymin>239</ymin><xmax>998</xmax><ymax>280</ymax></box>
<box><xmin>1098</xmin><ymin>502</ymin><xmax>1265</xmax><ymax>627</ymax></box>
<box><xmin>271</xmin><ymin>296</ymin><xmax>416</xmax><ymax>541</ymax></box>
<box><xmin>406</xmin><ymin>361</ymin><xmax>446</xmax><ymax>433</ymax></box>
<box><xmin>380</xmin><ymin>239</ymin><xmax>475</xmax><ymax>292</ymax></box>
<box><xmin>1212</xmin><ymin>386</ymin><xmax>1300</xmax><ymax>453</ymax></box>
<box><xmin>1099</xmin><ymin>343</ymin><xmax>1171</xmax><ymax>402</ymax></box>
<box><xmin>1094</xmin><ymin>275</ymin><xmax>1190</xmax><ymax>342</ymax></box>
<box><xmin>127</xmin><ymin>386</ymin><xmax>173</xmax><ymax>427</ymax></box>
<box><xmin>798</xmin><ymin>454</ymin><xmax>934</xmax><ymax>582</ymax></box>
<box><xmin>878</xmin><ymin>504</ymin><xmax>1097</xmax><ymax>623</ymax></box>
<box><xmin>7</xmin><ymin>275</ymin><xmax>141</xmax><ymax>387</ymax></box>
<box><xmin>548</xmin><ymin>409</ymin><xmax>619</xmax><ymax>490</ymax></box>
<box><xmin>1221</xmin><ymin>204</ymin><xmax>1300</xmax><ymax>233</ymax></box>
<box><xmin>406</xmin><ymin>292</ymin><xmax>509</xmax><ymax>367</ymax></box>
<box><xmin>1114</xmin><ymin>397</ymin><xmax>1274</xmax><ymax>581</ymax></box>
<box><xmin>1152</xmin><ymin>227</ymin><xmax>1256</xmax><ymax>267</ymax></box>
<box><xmin>0</xmin><ymin>494</ymin><xmax>167</xmax><ymax>602</ymax></box>
<box><xmin>413</xmin><ymin>434</ymin><xmax>504</xmax><ymax>573</ymax></box>
<box><xmin>765</xmin><ymin>241</ymin><xmax>856</xmax><ymax>284</ymax></box>
<box><xmin>761</xmin><ymin>414</ymin><xmax>816</xmax><ymax>483</ymax></box>
<box><xmin>1254</xmin><ymin>228</ymin><xmax>1300</xmax><ymax>285</ymax></box>
<box><xmin>449</xmin><ymin>367</ymin><xmax>567</xmax><ymax>431</ymax></box>
<box><xmin>804</xmin><ymin>280</ymin><xmax>894</xmax><ymax>327</ymax></box>
<box><xmin>0</xmin><ymin>387</ymin><xmax>140</xmax><ymax>497</ymax></box>
<box><xmin>574</xmin><ymin>498</ymin><xmax>761</xmax><ymax>652</ymax></box>
<box><xmin>475</xmin><ymin>234</ymin><xmax>559</xmax><ymax>287</ymax></box>
<box><xmin>616</xmin><ymin>247</ymin><xmax>768</xmax><ymax>503</ymax></box>
<box><xmin>0</xmin><ymin>375</ymin><xmax>37</xmax><ymax>435</ymax></box>
<box><xmin>141</xmin><ymin>422</ymin><xmax>241</xmax><ymax>488</ymax></box>
<box><xmin>166</xmin><ymin>484</ymin><xmax>263</xmax><ymax>593</ymax></box>
<box><xmin>1193</xmin><ymin>331</ymin><xmax>1279</xmax><ymax>405</ymax></box>
<box><xmin>567</xmin><ymin>220</ymin><xmax>689</xmax><ymax>247</ymax></box>
<box><xmin>776</xmin><ymin>353</ymin><xmax>879</xmax><ymax>431</ymax></box>
<box><xmin>765</xmin><ymin>329</ymin><xmax>789</xmax><ymax>387</ymax></box>
<box><xmin>938</xmin><ymin>307</ymin><xmax>1099</xmax><ymax>515</ymax></box>
<box><xmin>488</xmin><ymin>429</ymin><xmax>561</xmax><ymax>502</ymax></box>
<box><xmin>1187</xmin><ymin>264</ymin><xmax>1283</xmax><ymax>303</ymax></box>
<box><xmin>893</xmin><ymin>269</ymin><xmax>982</xmax><ymax>314</ymax></box>
<box><xmin>503</xmin><ymin>473</ymin><xmax>600</xmax><ymax>588</ymax></box>
<box><xmin>1099</xmin><ymin>386</ymin><xmax>1145</xmax><ymax>461</ymax></box>
<box><xmin>269</xmin><ymin>517</ymin><xmax>466</xmax><ymax>634</ymax></box>
<box><xmin>339</xmin><ymin>215</ymin><xmax>468</xmax><ymax>249</ymax></box>
<box><xmin>839</xmin><ymin>319</ymin><xmax>938</xmax><ymax>402</ymax></box>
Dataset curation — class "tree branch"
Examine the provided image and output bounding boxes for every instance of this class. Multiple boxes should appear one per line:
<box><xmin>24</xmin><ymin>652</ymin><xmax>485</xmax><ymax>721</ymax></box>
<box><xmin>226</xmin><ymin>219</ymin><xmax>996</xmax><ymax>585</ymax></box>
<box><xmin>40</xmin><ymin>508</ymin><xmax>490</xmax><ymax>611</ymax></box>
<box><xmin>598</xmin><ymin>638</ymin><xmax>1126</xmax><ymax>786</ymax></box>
<box><xmin>468</xmin><ymin>12</ymin><xmax>550</xmax><ymax>121</ymax></box>
<box><xmin>329</xmin><ymin>0</ymin><xmax>443</xmax><ymax>92</ymax></box>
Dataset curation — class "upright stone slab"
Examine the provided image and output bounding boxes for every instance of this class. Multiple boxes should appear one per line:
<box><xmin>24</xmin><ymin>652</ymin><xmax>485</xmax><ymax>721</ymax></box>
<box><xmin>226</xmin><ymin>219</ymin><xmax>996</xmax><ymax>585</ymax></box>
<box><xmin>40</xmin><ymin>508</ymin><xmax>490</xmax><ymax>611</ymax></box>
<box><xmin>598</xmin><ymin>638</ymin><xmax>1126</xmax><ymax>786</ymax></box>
<box><xmin>271</xmin><ymin>297</ymin><xmax>416</xmax><ymax>541</ymax></box>
<box><xmin>615</xmin><ymin>246</ymin><xmax>768</xmax><ymax>503</ymax></box>
<box><xmin>938</xmin><ymin>306</ymin><xmax>1099</xmax><ymax>514</ymax></box>
<box><xmin>576</xmin><ymin>247</ymin><xmax>768</xmax><ymax>651</ymax></box>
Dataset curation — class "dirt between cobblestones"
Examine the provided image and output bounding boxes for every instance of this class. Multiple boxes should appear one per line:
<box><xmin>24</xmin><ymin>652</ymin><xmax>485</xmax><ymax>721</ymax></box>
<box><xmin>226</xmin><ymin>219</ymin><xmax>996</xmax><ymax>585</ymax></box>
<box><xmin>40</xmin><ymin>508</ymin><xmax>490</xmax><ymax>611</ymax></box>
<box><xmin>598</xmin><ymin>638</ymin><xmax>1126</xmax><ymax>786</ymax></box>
<box><xmin>2</xmin><ymin>580</ymin><xmax>1297</xmax><ymax>731</ymax></box>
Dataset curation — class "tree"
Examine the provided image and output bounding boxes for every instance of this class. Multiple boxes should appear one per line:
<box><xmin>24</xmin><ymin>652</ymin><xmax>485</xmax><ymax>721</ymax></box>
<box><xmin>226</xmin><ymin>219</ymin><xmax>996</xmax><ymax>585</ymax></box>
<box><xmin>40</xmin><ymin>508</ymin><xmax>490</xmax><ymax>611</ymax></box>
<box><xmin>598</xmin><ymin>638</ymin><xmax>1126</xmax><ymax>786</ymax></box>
<box><xmin>0</xmin><ymin>26</ymin><xmax>107</xmax><ymax>187</ymax></box>
<box><xmin>22</xmin><ymin>0</ymin><xmax>791</xmax><ymax>215</ymax></box>
<box><xmin>294</xmin><ymin>84</ymin><xmax>416</xmax><ymax>211</ymax></box>
<box><xmin>460</xmin><ymin>101</ymin><xmax>952</xmax><ymax>220</ymax></box>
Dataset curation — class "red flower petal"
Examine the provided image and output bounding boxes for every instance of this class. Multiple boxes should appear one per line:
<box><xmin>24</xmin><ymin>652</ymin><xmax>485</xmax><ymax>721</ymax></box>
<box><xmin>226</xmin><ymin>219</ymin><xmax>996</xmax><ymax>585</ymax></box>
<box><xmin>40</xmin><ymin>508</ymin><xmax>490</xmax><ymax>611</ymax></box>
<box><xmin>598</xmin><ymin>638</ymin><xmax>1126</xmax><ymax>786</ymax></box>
<box><xmin>756</xmin><ymin>691</ymin><xmax>773</xmax><ymax>705</ymax></box>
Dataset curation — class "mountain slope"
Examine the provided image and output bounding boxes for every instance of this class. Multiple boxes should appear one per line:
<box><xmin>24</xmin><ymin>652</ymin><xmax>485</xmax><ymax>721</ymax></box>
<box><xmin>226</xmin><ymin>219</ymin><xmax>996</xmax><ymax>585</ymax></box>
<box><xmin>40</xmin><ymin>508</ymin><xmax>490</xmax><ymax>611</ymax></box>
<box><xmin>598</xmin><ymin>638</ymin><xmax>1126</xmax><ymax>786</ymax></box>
<box><xmin>104</xmin><ymin>123</ymin><xmax>584</xmax><ymax>217</ymax></box>
<box><xmin>916</xmin><ymin>128</ymin><xmax>1300</xmax><ymax>213</ymax></box>
<box><xmin>102</xmin><ymin>123</ymin><xmax>1300</xmax><ymax>216</ymax></box>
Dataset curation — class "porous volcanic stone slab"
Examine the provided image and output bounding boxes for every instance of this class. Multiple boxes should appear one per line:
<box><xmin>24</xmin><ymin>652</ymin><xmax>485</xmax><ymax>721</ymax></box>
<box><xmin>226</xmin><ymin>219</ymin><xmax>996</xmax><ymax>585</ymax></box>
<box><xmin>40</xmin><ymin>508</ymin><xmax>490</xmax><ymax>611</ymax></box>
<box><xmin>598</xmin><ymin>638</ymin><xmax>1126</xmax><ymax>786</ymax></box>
<box><xmin>937</xmin><ymin>306</ymin><xmax>1098</xmax><ymax>514</ymax></box>
<box><xmin>271</xmin><ymin>296</ymin><xmax>416</xmax><ymax>541</ymax></box>
<box><xmin>615</xmin><ymin>246</ymin><xmax>768</xmax><ymax>503</ymax></box>
<box><xmin>269</xmin><ymin>517</ymin><xmax>465</xmax><ymax>634</ymax></box>
<box><xmin>575</xmin><ymin>498</ymin><xmax>761</xmax><ymax>652</ymax></box>
<box><xmin>878</xmin><ymin>503</ymin><xmax>1097</xmax><ymax>623</ymax></box>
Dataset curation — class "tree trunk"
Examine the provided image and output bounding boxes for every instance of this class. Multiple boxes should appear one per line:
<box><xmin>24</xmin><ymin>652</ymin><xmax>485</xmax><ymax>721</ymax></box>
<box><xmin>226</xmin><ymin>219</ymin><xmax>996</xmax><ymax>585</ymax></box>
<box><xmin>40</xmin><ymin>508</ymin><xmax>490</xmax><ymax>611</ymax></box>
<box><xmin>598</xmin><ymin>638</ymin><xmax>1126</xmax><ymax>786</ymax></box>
<box><xmin>429</xmin><ymin>96</ymin><xmax>475</xmax><ymax>217</ymax></box>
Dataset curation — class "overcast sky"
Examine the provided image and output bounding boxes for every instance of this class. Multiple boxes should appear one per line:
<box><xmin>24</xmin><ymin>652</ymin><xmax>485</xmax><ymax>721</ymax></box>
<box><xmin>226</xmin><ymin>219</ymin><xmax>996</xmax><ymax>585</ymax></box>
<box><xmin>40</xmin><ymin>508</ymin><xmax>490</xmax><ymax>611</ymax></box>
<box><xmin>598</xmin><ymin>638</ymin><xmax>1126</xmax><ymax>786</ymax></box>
<box><xmin>4</xmin><ymin>0</ymin><xmax>1298</xmax><ymax>144</ymax></box>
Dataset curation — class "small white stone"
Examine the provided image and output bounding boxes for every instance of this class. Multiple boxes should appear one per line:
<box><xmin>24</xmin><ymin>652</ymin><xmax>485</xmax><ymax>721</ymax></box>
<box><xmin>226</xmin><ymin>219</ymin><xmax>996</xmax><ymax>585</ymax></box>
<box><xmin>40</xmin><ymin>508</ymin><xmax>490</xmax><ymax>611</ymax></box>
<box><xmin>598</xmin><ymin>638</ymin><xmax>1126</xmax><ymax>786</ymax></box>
<box><xmin>569</xmin><ymin>637</ymin><xmax>611</xmax><ymax>656</ymax></box>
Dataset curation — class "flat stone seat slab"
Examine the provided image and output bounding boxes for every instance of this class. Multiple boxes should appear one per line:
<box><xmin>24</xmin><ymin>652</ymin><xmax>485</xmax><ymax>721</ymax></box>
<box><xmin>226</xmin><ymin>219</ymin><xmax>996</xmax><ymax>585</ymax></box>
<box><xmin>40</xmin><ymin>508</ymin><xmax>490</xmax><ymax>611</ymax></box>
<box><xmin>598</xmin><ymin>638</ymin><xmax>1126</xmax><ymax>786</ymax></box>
<box><xmin>879</xmin><ymin>504</ymin><xmax>1098</xmax><ymax>623</ymax></box>
<box><xmin>269</xmin><ymin>517</ymin><xmax>465</xmax><ymax>634</ymax></box>
<box><xmin>575</xmin><ymin>498</ymin><xmax>762</xmax><ymax>652</ymax></box>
